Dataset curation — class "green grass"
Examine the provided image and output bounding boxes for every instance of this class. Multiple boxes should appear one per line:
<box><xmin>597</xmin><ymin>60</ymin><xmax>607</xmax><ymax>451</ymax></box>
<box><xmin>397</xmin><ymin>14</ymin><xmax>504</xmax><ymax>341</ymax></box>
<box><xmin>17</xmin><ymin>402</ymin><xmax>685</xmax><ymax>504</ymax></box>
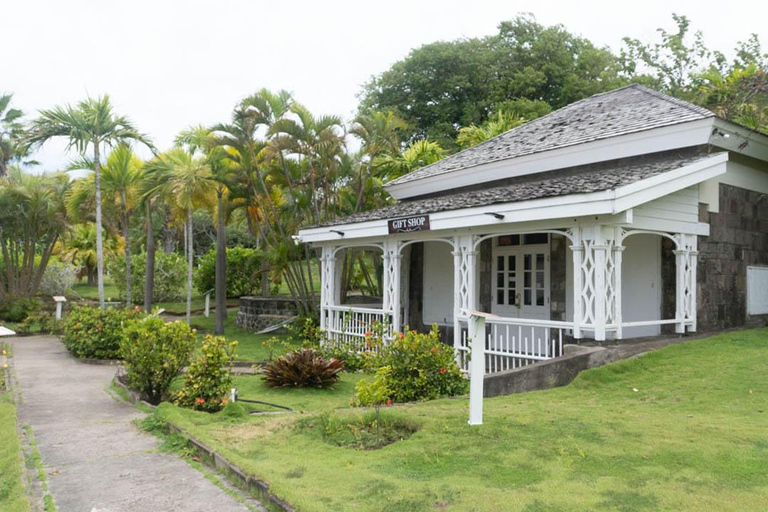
<box><xmin>0</xmin><ymin>353</ymin><xmax>31</xmax><ymax>511</ymax></box>
<box><xmin>155</xmin><ymin>328</ymin><xmax>768</xmax><ymax>511</ymax></box>
<box><xmin>71</xmin><ymin>281</ymin><xmax>120</xmax><ymax>301</ymax></box>
<box><xmin>155</xmin><ymin>298</ymin><xmax>239</xmax><ymax>315</ymax></box>
<box><xmin>189</xmin><ymin>314</ymin><xmax>295</xmax><ymax>362</ymax></box>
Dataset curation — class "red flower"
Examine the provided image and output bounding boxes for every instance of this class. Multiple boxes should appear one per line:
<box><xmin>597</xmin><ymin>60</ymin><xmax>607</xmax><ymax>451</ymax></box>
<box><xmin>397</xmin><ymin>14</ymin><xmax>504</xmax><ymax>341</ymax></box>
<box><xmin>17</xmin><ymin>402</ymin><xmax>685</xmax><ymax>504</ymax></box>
<box><xmin>398</xmin><ymin>332</ymin><xmax>405</xmax><ymax>340</ymax></box>
<box><xmin>364</xmin><ymin>331</ymin><xmax>372</xmax><ymax>338</ymax></box>
<box><xmin>440</xmin><ymin>367</ymin><xmax>447</xmax><ymax>374</ymax></box>
<box><xmin>195</xmin><ymin>397</ymin><xmax>205</xmax><ymax>405</ymax></box>
<box><xmin>365</xmin><ymin>340</ymin><xmax>371</xmax><ymax>348</ymax></box>
<box><xmin>386</xmin><ymin>398</ymin><xmax>392</xmax><ymax>406</ymax></box>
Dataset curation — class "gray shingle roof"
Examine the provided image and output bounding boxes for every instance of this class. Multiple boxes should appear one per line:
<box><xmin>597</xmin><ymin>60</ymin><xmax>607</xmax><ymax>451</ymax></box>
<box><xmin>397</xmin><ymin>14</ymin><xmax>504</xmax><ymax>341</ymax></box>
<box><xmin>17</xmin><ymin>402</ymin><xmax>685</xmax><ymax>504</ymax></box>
<box><xmin>319</xmin><ymin>149</ymin><xmax>714</xmax><ymax>227</ymax></box>
<box><xmin>386</xmin><ymin>84</ymin><xmax>715</xmax><ymax>188</ymax></box>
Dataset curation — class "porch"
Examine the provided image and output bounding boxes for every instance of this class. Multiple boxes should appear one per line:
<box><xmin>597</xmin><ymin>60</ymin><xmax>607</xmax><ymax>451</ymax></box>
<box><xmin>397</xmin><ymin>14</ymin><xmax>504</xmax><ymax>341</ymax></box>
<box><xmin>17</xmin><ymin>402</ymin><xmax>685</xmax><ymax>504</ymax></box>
<box><xmin>315</xmin><ymin>219</ymin><xmax>699</xmax><ymax>374</ymax></box>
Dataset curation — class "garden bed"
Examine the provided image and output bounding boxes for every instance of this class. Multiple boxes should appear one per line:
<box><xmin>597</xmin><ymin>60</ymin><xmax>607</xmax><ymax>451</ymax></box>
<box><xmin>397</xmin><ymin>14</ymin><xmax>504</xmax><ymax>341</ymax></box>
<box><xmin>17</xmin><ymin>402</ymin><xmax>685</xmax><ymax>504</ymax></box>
<box><xmin>152</xmin><ymin>329</ymin><xmax>768</xmax><ymax>511</ymax></box>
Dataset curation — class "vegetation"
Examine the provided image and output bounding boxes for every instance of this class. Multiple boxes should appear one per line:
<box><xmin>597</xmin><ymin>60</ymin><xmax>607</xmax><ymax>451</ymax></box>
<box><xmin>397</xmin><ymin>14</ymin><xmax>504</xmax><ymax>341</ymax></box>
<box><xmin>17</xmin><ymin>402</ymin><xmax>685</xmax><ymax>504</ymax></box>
<box><xmin>261</xmin><ymin>349</ymin><xmax>344</xmax><ymax>389</ymax></box>
<box><xmin>62</xmin><ymin>306</ymin><xmax>145</xmax><ymax>359</ymax></box>
<box><xmin>193</xmin><ymin>247</ymin><xmax>262</xmax><ymax>298</ymax></box>
<box><xmin>155</xmin><ymin>329</ymin><xmax>768</xmax><ymax>511</ymax></box>
<box><xmin>120</xmin><ymin>317</ymin><xmax>197</xmax><ymax>404</ymax></box>
<box><xmin>109</xmin><ymin>250</ymin><xmax>186</xmax><ymax>304</ymax></box>
<box><xmin>0</xmin><ymin>344</ymin><xmax>30</xmax><ymax>512</ymax></box>
<box><xmin>174</xmin><ymin>335</ymin><xmax>238</xmax><ymax>413</ymax></box>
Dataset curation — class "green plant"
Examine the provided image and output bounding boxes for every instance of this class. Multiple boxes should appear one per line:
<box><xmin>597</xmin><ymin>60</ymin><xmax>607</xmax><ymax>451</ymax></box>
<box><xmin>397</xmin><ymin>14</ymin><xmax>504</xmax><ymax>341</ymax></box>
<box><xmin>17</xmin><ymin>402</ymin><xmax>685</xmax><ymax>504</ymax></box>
<box><xmin>300</xmin><ymin>411</ymin><xmax>418</xmax><ymax>450</ymax></box>
<box><xmin>0</xmin><ymin>297</ymin><xmax>40</xmax><ymax>322</ymax></box>
<box><xmin>18</xmin><ymin>312</ymin><xmax>63</xmax><ymax>335</ymax></box>
<box><xmin>39</xmin><ymin>260</ymin><xmax>78</xmax><ymax>296</ymax></box>
<box><xmin>261</xmin><ymin>349</ymin><xmax>344</xmax><ymax>389</ymax></box>
<box><xmin>193</xmin><ymin>247</ymin><xmax>262</xmax><ymax>298</ymax></box>
<box><xmin>353</xmin><ymin>366</ymin><xmax>393</xmax><ymax>443</ymax></box>
<box><xmin>175</xmin><ymin>335</ymin><xmax>238</xmax><ymax>412</ymax></box>
<box><xmin>288</xmin><ymin>315</ymin><xmax>324</xmax><ymax>346</ymax></box>
<box><xmin>62</xmin><ymin>306</ymin><xmax>145</xmax><ymax>359</ymax></box>
<box><xmin>382</xmin><ymin>327</ymin><xmax>467</xmax><ymax>403</ymax></box>
<box><xmin>120</xmin><ymin>317</ymin><xmax>196</xmax><ymax>404</ymax></box>
<box><xmin>108</xmin><ymin>251</ymin><xmax>186</xmax><ymax>304</ymax></box>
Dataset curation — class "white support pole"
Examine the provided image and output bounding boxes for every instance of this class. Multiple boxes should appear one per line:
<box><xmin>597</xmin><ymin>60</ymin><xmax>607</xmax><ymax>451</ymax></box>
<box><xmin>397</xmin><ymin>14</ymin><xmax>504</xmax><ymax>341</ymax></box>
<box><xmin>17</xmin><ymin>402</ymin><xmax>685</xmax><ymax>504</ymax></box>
<box><xmin>468</xmin><ymin>313</ymin><xmax>487</xmax><ymax>426</ymax></box>
<box><xmin>452</xmin><ymin>240</ymin><xmax>463</xmax><ymax>358</ymax></box>
<box><xmin>689</xmin><ymin>236</ymin><xmax>699</xmax><ymax>333</ymax></box>
<box><xmin>674</xmin><ymin>242</ymin><xmax>686</xmax><ymax>334</ymax></box>
<box><xmin>382</xmin><ymin>240</ymin><xmax>400</xmax><ymax>337</ymax></box>
<box><xmin>204</xmin><ymin>290</ymin><xmax>212</xmax><ymax>318</ymax></box>
<box><xmin>466</xmin><ymin>243</ymin><xmax>478</xmax><ymax>312</ymax></box>
<box><xmin>391</xmin><ymin>251</ymin><xmax>402</xmax><ymax>334</ymax></box>
<box><xmin>319</xmin><ymin>246</ymin><xmax>336</xmax><ymax>332</ymax></box>
<box><xmin>570</xmin><ymin>229</ymin><xmax>583</xmax><ymax>339</ymax></box>
<box><xmin>593</xmin><ymin>227</ymin><xmax>608</xmax><ymax>342</ymax></box>
<box><xmin>614</xmin><ymin>244</ymin><xmax>625</xmax><ymax>340</ymax></box>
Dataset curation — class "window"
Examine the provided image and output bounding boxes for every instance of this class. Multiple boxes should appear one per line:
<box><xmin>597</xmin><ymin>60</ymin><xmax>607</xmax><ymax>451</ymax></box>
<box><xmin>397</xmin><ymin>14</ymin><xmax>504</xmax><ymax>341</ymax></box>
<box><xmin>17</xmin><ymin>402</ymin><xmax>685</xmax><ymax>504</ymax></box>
<box><xmin>498</xmin><ymin>234</ymin><xmax>520</xmax><ymax>247</ymax></box>
<box><xmin>523</xmin><ymin>233</ymin><xmax>549</xmax><ymax>245</ymax></box>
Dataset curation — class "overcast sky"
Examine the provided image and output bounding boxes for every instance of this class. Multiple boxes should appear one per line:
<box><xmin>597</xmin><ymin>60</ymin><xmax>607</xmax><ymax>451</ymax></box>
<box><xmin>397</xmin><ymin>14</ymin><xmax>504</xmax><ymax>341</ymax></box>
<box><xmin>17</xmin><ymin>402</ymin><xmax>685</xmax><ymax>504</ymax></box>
<box><xmin>5</xmin><ymin>0</ymin><xmax>767</xmax><ymax>172</ymax></box>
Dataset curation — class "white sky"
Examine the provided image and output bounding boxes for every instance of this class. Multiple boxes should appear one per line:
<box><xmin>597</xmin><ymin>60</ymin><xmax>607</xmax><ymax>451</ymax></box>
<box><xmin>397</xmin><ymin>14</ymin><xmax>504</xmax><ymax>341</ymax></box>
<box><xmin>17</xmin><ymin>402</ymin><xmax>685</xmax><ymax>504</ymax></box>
<box><xmin>5</xmin><ymin>0</ymin><xmax>767</xmax><ymax>172</ymax></box>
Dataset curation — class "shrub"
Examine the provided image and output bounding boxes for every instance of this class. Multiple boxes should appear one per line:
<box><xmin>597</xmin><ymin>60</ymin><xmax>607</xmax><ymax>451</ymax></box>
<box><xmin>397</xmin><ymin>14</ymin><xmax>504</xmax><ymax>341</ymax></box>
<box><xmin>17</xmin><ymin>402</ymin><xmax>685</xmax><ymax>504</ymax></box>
<box><xmin>17</xmin><ymin>312</ymin><xmax>63</xmax><ymax>335</ymax></box>
<box><xmin>354</xmin><ymin>366</ymin><xmax>393</xmax><ymax>443</ymax></box>
<box><xmin>301</xmin><ymin>411</ymin><xmax>418</xmax><ymax>450</ymax></box>
<box><xmin>109</xmin><ymin>251</ymin><xmax>185</xmax><ymax>304</ymax></box>
<box><xmin>62</xmin><ymin>306</ymin><xmax>146</xmax><ymax>359</ymax></box>
<box><xmin>39</xmin><ymin>260</ymin><xmax>78</xmax><ymax>296</ymax></box>
<box><xmin>120</xmin><ymin>317</ymin><xmax>197</xmax><ymax>404</ymax></box>
<box><xmin>175</xmin><ymin>335</ymin><xmax>238</xmax><ymax>413</ymax></box>
<box><xmin>261</xmin><ymin>348</ymin><xmax>344</xmax><ymax>389</ymax></box>
<box><xmin>193</xmin><ymin>247</ymin><xmax>262</xmax><ymax>297</ymax></box>
<box><xmin>0</xmin><ymin>297</ymin><xmax>40</xmax><ymax>323</ymax></box>
<box><xmin>382</xmin><ymin>327</ymin><xmax>467</xmax><ymax>403</ymax></box>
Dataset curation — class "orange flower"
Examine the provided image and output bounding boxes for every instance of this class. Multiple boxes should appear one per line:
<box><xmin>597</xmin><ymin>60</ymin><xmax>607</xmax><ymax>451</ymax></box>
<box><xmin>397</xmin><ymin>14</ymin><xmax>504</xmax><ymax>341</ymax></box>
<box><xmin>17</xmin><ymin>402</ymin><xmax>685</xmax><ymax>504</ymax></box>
<box><xmin>364</xmin><ymin>331</ymin><xmax>372</xmax><ymax>338</ymax></box>
<box><xmin>440</xmin><ymin>367</ymin><xmax>447</xmax><ymax>374</ymax></box>
<box><xmin>398</xmin><ymin>332</ymin><xmax>405</xmax><ymax>340</ymax></box>
<box><xmin>195</xmin><ymin>397</ymin><xmax>205</xmax><ymax>405</ymax></box>
<box><xmin>365</xmin><ymin>340</ymin><xmax>371</xmax><ymax>348</ymax></box>
<box><xmin>431</xmin><ymin>346</ymin><xmax>438</xmax><ymax>354</ymax></box>
<box><xmin>386</xmin><ymin>398</ymin><xmax>392</xmax><ymax>406</ymax></box>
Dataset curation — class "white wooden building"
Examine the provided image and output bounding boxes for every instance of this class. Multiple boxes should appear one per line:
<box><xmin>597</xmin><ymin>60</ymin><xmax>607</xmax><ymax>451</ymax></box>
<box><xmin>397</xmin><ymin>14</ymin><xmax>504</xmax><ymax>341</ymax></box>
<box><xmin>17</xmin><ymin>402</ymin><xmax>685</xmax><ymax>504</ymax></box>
<box><xmin>298</xmin><ymin>85</ymin><xmax>768</xmax><ymax>372</ymax></box>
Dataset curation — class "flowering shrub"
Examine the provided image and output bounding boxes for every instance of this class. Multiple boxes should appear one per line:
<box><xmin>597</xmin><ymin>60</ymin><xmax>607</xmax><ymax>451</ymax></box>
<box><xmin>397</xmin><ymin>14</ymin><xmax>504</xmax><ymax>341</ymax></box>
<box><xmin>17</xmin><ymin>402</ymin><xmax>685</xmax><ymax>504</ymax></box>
<box><xmin>382</xmin><ymin>327</ymin><xmax>467</xmax><ymax>403</ymax></box>
<box><xmin>120</xmin><ymin>317</ymin><xmax>196</xmax><ymax>404</ymax></box>
<box><xmin>175</xmin><ymin>335</ymin><xmax>238</xmax><ymax>413</ymax></box>
<box><xmin>63</xmin><ymin>306</ymin><xmax>145</xmax><ymax>359</ymax></box>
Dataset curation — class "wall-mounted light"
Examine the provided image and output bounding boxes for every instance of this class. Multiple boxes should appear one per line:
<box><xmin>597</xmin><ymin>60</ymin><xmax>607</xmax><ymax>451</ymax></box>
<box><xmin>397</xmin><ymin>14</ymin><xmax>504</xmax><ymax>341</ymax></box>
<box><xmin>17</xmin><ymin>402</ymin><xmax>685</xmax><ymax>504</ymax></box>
<box><xmin>330</xmin><ymin>229</ymin><xmax>345</xmax><ymax>237</ymax></box>
<box><xmin>711</xmin><ymin>128</ymin><xmax>730</xmax><ymax>139</ymax></box>
<box><xmin>484</xmin><ymin>212</ymin><xmax>505</xmax><ymax>220</ymax></box>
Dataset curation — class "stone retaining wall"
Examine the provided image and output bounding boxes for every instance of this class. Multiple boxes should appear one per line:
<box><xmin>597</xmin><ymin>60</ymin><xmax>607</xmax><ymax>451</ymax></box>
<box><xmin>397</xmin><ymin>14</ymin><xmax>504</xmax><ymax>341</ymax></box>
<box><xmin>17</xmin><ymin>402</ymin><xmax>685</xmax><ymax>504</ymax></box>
<box><xmin>235</xmin><ymin>297</ymin><xmax>299</xmax><ymax>332</ymax></box>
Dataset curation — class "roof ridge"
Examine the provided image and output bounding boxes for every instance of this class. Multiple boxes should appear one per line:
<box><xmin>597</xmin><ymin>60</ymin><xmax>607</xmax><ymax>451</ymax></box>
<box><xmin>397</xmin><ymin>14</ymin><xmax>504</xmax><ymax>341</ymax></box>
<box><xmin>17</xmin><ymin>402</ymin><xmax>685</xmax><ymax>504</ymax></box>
<box><xmin>627</xmin><ymin>83</ymin><xmax>715</xmax><ymax>117</ymax></box>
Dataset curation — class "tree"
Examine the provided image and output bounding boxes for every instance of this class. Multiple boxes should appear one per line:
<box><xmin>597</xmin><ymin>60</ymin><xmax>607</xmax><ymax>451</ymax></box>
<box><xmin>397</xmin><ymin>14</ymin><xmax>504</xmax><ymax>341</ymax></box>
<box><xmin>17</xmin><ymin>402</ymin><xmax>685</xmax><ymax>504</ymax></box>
<box><xmin>360</xmin><ymin>15</ymin><xmax>627</xmax><ymax>149</ymax></box>
<box><xmin>0</xmin><ymin>168</ymin><xmax>70</xmax><ymax>301</ymax></box>
<box><xmin>25</xmin><ymin>95</ymin><xmax>153</xmax><ymax>307</ymax></box>
<box><xmin>57</xmin><ymin>223</ymin><xmax>120</xmax><ymax>287</ymax></box>
<box><xmin>151</xmin><ymin>148</ymin><xmax>215</xmax><ymax>323</ymax></box>
<box><xmin>374</xmin><ymin>139</ymin><xmax>445</xmax><ymax>182</ymax></box>
<box><xmin>67</xmin><ymin>144</ymin><xmax>144</xmax><ymax>304</ymax></box>
<box><xmin>0</xmin><ymin>94</ymin><xmax>27</xmax><ymax>178</ymax></box>
<box><xmin>457</xmin><ymin>110</ymin><xmax>528</xmax><ymax>149</ymax></box>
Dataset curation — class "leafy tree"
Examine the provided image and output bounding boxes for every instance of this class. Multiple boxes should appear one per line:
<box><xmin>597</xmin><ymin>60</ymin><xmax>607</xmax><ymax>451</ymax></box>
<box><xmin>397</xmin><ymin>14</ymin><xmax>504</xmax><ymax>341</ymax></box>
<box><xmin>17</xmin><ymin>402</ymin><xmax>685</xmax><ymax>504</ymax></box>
<box><xmin>457</xmin><ymin>110</ymin><xmax>528</xmax><ymax>149</ymax></box>
<box><xmin>57</xmin><ymin>223</ymin><xmax>121</xmax><ymax>286</ymax></box>
<box><xmin>374</xmin><ymin>139</ymin><xmax>445</xmax><ymax>181</ymax></box>
<box><xmin>360</xmin><ymin>15</ymin><xmax>627</xmax><ymax>149</ymax></box>
<box><xmin>0</xmin><ymin>168</ymin><xmax>70</xmax><ymax>301</ymax></box>
<box><xmin>25</xmin><ymin>95</ymin><xmax>153</xmax><ymax>307</ymax></box>
<box><xmin>0</xmin><ymin>94</ymin><xmax>28</xmax><ymax>177</ymax></box>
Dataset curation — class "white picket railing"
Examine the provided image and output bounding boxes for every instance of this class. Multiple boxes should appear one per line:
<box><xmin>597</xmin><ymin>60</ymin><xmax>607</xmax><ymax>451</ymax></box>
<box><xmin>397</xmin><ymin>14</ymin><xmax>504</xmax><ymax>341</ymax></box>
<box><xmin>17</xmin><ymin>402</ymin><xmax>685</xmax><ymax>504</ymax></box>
<box><xmin>322</xmin><ymin>305</ymin><xmax>392</xmax><ymax>351</ymax></box>
<box><xmin>458</xmin><ymin>316</ymin><xmax>569</xmax><ymax>374</ymax></box>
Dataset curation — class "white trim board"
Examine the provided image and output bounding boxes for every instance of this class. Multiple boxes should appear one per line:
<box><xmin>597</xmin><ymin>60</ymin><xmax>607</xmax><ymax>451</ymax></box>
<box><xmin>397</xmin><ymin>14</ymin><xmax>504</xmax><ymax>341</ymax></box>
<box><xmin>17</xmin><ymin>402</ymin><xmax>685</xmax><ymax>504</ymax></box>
<box><xmin>299</xmin><ymin>153</ymin><xmax>727</xmax><ymax>243</ymax></box>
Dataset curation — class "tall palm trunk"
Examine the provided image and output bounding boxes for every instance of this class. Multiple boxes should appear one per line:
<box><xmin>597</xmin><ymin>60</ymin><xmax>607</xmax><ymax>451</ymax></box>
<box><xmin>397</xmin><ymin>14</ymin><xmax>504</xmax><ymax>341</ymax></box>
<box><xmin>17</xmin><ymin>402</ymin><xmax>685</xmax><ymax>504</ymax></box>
<box><xmin>186</xmin><ymin>206</ymin><xmax>193</xmax><ymax>324</ymax></box>
<box><xmin>94</xmin><ymin>142</ymin><xmax>106</xmax><ymax>307</ymax></box>
<box><xmin>121</xmin><ymin>192</ymin><xmax>132</xmax><ymax>305</ymax></box>
<box><xmin>214</xmin><ymin>187</ymin><xmax>227</xmax><ymax>334</ymax></box>
<box><xmin>144</xmin><ymin>201</ymin><xmax>156</xmax><ymax>313</ymax></box>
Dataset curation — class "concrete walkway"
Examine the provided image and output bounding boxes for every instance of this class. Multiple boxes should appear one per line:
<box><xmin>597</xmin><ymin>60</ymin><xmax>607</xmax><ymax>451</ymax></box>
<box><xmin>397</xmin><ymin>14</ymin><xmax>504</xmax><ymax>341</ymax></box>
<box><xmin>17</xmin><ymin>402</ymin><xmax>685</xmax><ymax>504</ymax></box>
<box><xmin>10</xmin><ymin>336</ymin><xmax>259</xmax><ymax>512</ymax></box>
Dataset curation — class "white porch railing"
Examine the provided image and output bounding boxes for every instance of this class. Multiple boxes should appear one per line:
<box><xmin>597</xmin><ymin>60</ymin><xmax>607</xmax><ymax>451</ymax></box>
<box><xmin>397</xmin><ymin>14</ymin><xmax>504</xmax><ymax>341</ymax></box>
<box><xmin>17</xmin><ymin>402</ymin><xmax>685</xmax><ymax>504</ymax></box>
<box><xmin>322</xmin><ymin>305</ymin><xmax>392</xmax><ymax>351</ymax></box>
<box><xmin>458</xmin><ymin>316</ymin><xmax>569</xmax><ymax>374</ymax></box>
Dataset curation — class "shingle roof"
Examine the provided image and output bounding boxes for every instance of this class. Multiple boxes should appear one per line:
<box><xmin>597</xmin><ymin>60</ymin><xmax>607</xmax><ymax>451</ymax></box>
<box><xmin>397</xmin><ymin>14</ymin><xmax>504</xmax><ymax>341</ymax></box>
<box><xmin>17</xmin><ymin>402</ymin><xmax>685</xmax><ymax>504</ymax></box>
<box><xmin>386</xmin><ymin>84</ymin><xmax>715</xmax><ymax>188</ymax></box>
<box><xmin>319</xmin><ymin>149</ymin><xmax>714</xmax><ymax>227</ymax></box>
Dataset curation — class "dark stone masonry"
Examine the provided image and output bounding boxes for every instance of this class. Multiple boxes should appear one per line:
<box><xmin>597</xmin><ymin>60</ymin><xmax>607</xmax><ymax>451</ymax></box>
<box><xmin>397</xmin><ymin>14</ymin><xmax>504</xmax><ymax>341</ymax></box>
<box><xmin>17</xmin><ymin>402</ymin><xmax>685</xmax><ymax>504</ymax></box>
<box><xmin>697</xmin><ymin>183</ymin><xmax>768</xmax><ymax>330</ymax></box>
<box><xmin>235</xmin><ymin>297</ymin><xmax>299</xmax><ymax>332</ymax></box>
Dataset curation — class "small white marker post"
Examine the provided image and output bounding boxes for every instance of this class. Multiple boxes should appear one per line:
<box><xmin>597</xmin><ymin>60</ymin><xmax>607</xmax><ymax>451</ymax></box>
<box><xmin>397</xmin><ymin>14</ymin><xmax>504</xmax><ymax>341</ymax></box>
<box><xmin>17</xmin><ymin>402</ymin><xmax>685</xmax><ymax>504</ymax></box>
<box><xmin>465</xmin><ymin>310</ymin><xmax>498</xmax><ymax>426</ymax></box>
<box><xmin>53</xmin><ymin>296</ymin><xmax>67</xmax><ymax>320</ymax></box>
<box><xmin>204</xmin><ymin>289</ymin><xmax>213</xmax><ymax>318</ymax></box>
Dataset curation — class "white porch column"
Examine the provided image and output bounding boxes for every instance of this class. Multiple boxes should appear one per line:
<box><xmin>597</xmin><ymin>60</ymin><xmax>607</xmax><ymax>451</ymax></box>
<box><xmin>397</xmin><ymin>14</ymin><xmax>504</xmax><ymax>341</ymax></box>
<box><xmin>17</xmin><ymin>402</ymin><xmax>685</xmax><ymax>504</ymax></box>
<box><xmin>593</xmin><ymin>232</ymin><xmax>609</xmax><ymax>342</ymax></box>
<box><xmin>382</xmin><ymin>239</ymin><xmax>401</xmax><ymax>335</ymax></box>
<box><xmin>452</xmin><ymin>240</ymin><xmax>462</xmax><ymax>354</ymax></box>
<box><xmin>688</xmin><ymin>236</ymin><xmax>699</xmax><ymax>333</ymax></box>
<box><xmin>319</xmin><ymin>245</ymin><xmax>336</xmax><ymax>333</ymax></box>
<box><xmin>674</xmin><ymin>241</ymin><xmax>687</xmax><ymax>334</ymax></box>
<box><xmin>613</xmin><ymin>243</ymin><xmax>626</xmax><ymax>340</ymax></box>
<box><xmin>570</xmin><ymin>227</ymin><xmax>583</xmax><ymax>339</ymax></box>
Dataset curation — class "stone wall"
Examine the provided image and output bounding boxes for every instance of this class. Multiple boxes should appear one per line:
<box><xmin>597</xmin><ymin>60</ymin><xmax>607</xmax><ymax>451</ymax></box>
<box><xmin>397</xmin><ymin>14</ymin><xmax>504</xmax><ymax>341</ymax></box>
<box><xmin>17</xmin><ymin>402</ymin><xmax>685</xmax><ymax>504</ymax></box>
<box><xmin>697</xmin><ymin>183</ymin><xmax>768</xmax><ymax>330</ymax></box>
<box><xmin>550</xmin><ymin>234</ymin><xmax>567</xmax><ymax>321</ymax></box>
<box><xmin>235</xmin><ymin>297</ymin><xmax>299</xmax><ymax>332</ymax></box>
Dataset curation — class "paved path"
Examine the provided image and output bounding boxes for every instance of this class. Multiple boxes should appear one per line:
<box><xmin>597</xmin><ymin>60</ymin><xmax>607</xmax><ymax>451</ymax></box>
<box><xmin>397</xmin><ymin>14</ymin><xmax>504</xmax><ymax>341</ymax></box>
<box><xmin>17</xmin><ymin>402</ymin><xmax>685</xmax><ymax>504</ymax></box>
<box><xmin>11</xmin><ymin>336</ymin><xmax>259</xmax><ymax>512</ymax></box>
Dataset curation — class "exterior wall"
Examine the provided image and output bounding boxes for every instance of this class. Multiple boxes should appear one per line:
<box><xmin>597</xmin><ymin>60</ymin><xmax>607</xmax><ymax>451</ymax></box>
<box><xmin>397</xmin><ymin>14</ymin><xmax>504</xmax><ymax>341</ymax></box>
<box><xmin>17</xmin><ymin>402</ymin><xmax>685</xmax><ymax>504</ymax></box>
<box><xmin>550</xmin><ymin>235</ymin><xmax>567</xmax><ymax>321</ymax></box>
<box><xmin>633</xmin><ymin>185</ymin><xmax>700</xmax><ymax>226</ymax></box>
<box><xmin>698</xmin><ymin>183</ymin><xmax>768</xmax><ymax>330</ymax></box>
<box><xmin>235</xmin><ymin>297</ymin><xmax>299</xmax><ymax>332</ymax></box>
<box><xmin>620</xmin><ymin>234</ymin><xmax>662</xmax><ymax>337</ymax></box>
<box><xmin>422</xmin><ymin>242</ymin><xmax>454</xmax><ymax>325</ymax></box>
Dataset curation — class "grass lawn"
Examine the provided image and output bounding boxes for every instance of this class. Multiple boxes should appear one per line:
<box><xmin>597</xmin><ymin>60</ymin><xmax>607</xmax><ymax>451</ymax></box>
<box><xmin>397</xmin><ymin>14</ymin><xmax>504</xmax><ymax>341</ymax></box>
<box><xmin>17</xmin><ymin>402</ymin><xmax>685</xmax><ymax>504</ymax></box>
<box><xmin>0</xmin><ymin>348</ymin><xmax>30</xmax><ymax>511</ymax></box>
<box><xmin>71</xmin><ymin>281</ymin><xmax>120</xmax><ymax>301</ymax></box>
<box><xmin>155</xmin><ymin>328</ymin><xmax>768</xmax><ymax>511</ymax></box>
<box><xmin>189</xmin><ymin>314</ymin><xmax>295</xmax><ymax>362</ymax></box>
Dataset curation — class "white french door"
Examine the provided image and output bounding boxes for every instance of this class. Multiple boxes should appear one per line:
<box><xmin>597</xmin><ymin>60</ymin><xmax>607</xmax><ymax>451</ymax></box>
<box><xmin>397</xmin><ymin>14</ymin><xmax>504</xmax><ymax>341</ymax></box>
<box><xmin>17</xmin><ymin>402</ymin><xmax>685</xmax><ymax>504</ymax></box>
<box><xmin>492</xmin><ymin>245</ymin><xmax>550</xmax><ymax>320</ymax></box>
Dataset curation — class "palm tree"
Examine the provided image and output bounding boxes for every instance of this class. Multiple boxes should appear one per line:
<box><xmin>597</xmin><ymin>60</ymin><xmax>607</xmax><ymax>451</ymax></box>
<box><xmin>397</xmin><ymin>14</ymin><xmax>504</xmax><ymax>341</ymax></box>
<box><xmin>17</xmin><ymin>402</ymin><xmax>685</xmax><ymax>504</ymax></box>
<box><xmin>456</xmin><ymin>110</ymin><xmax>528</xmax><ymax>149</ymax></box>
<box><xmin>374</xmin><ymin>139</ymin><xmax>445</xmax><ymax>181</ymax></box>
<box><xmin>0</xmin><ymin>94</ymin><xmax>26</xmax><ymax>178</ymax></box>
<box><xmin>152</xmin><ymin>148</ymin><xmax>215</xmax><ymax>323</ymax></box>
<box><xmin>67</xmin><ymin>144</ymin><xmax>144</xmax><ymax>304</ymax></box>
<box><xmin>349</xmin><ymin>110</ymin><xmax>406</xmax><ymax>212</ymax></box>
<box><xmin>25</xmin><ymin>95</ymin><xmax>153</xmax><ymax>307</ymax></box>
